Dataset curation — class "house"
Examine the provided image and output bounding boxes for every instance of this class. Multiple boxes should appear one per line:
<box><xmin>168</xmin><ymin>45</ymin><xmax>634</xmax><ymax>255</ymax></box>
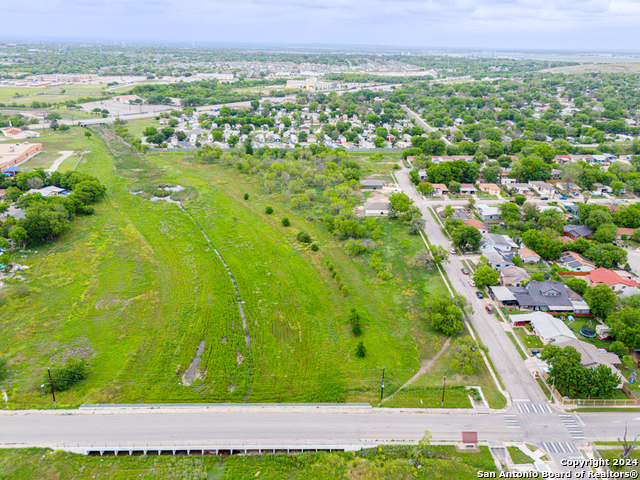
<box><xmin>459</xmin><ymin>183</ymin><xmax>477</xmax><ymax>195</ymax></box>
<box><xmin>364</xmin><ymin>202</ymin><xmax>390</xmax><ymax>216</ymax></box>
<box><xmin>562</xmin><ymin>202</ymin><xmax>579</xmax><ymax>215</ymax></box>
<box><xmin>592</xmin><ymin>183</ymin><xmax>613</xmax><ymax>195</ymax></box>
<box><xmin>431</xmin><ymin>184</ymin><xmax>449</xmax><ymax>196</ymax></box>
<box><xmin>510</xmin><ymin>183</ymin><xmax>532</xmax><ymax>195</ymax></box>
<box><xmin>418</xmin><ymin>169</ymin><xmax>427</xmax><ymax>181</ymax></box>
<box><xmin>586</xmin><ymin>268</ymin><xmax>640</xmax><ymax>292</ymax></box>
<box><xmin>563</xmin><ymin>225</ymin><xmax>593</xmax><ymax>240</ymax></box>
<box><xmin>529</xmin><ymin>181</ymin><xmax>556</xmax><ymax>197</ymax></box>
<box><xmin>360</xmin><ymin>180</ymin><xmax>385</xmax><ymax>190</ymax></box>
<box><xmin>482</xmin><ymin>246</ymin><xmax>514</xmax><ymax>270</ymax></box>
<box><xmin>464</xmin><ymin>219</ymin><xmax>490</xmax><ymax>234</ymax></box>
<box><xmin>512</xmin><ymin>312</ymin><xmax>577</xmax><ymax>345</ymax></box>
<box><xmin>27</xmin><ymin>186</ymin><xmax>67</xmax><ymax>197</ymax></box>
<box><xmin>560</xmin><ymin>251</ymin><xmax>596</xmax><ymax>272</ymax></box>
<box><xmin>507</xmin><ymin>280</ymin><xmax>579</xmax><ymax>313</ymax></box>
<box><xmin>518</xmin><ymin>247</ymin><xmax>541</xmax><ymax>264</ymax></box>
<box><xmin>0</xmin><ymin>127</ymin><xmax>40</xmax><ymax>140</ymax></box>
<box><xmin>480</xmin><ymin>233</ymin><xmax>518</xmax><ymax>252</ymax></box>
<box><xmin>501</xmin><ymin>175</ymin><xmax>516</xmax><ymax>185</ymax></box>
<box><xmin>550</xmin><ymin>169</ymin><xmax>562</xmax><ymax>180</ymax></box>
<box><xmin>499</xmin><ymin>265</ymin><xmax>530</xmax><ymax>286</ymax></box>
<box><xmin>616</xmin><ymin>228</ymin><xmax>636</xmax><ymax>239</ymax></box>
<box><xmin>555</xmin><ymin>339</ymin><xmax>624</xmax><ymax>386</ymax></box>
<box><xmin>477</xmin><ymin>183</ymin><xmax>501</xmax><ymax>196</ymax></box>
<box><xmin>476</xmin><ymin>204</ymin><xmax>502</xmax><ymax>222</ymax></box>
<box><xmin>490</xmin><ymin>286</ymin><xmax>519</xmax><ymax>306</ymax></box>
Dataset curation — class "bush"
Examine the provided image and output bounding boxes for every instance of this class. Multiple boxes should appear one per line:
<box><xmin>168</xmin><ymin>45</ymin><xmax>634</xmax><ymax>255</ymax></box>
<box><xmin>310</xmin><ymin>242</ymin><xmax>319</xmax><ymax>251</ymax></box>
<box><xmin>0</xmin><ymin>358</ymin><xmax>8</xmax><ymax>382</ymax></box>
<box><xmin>296</xmin><ymin>231</ymin><xmax>312</xmax><ymax>243</ymax></box>
<box><xmin>355</xmin><ymin>341</ymin><xmax>367</xmax><ymax>358</ymax></box>
<box><xmin>48</xmin><ymin>358</ymin><xmax>90</xmax><ymax>392</ymax></box>
<box><xmin>341</xmin><ymin>285</ymin><xmax>349</xmax><ymax>296</ymax></box>
<box><xmin>244</xmin><ymin>193</ymin><xmax>249</xmax><ymax>200</ymax></box>
<box><xmin>281</xmin><ymin>217</ymin><xmax>290</xmax><ymax>227</ymax></box>
<box><xmin>265</xmin><ymin>206</ymin><xmax>273</xmax><ymax>214</ymax></box>
<box><xmin>609</xmin><ymin>341</ymin><xmax>628</xmax><ymax>357</ymax></box>
<box><xmin>350</xmin><ymin>309</ymin><xmax>362</xmax><ymax>337</ymax></box>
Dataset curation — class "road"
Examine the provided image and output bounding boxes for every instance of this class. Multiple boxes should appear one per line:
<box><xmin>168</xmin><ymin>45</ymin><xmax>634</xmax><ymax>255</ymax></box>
<box><xmin>395</xmin><ymin>166</ymin><xmax>548</xmax><ymax>404</ymax></box>
<box><xmin>401</xmin><ymin>105</ymin><xmax>452</xmax><ymax>145</ymax></box>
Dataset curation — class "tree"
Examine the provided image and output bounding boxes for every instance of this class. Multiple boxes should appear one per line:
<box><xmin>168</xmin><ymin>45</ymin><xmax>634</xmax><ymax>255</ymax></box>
<box><xmin>228</xmin><ymin>135</ymin><xmax>239</xmax><ymax>147</ymax></box>
<box><xmin>355</xmin><ymin>341</ymin><xmax>367</xmax><ymax>358</ymax></box>
<box><xmin>584</xmin><ymin>284</ymin><xmax>617</xmax><ymax>320</ymax></box>
<box><xmin>425</xmin><ymin>296</ymin><xmax>464</xmax><ymax>336</ymax></box>
<box><xmin>611</xmin><ymin>181</ymin><xmax>625</xmax><ymax>195</ymax></box>
<box><xmin>243</xmin><ymin>193</ymin><xmax>249</xmax><ymax>200</ymax></box>
<box><xmin>473</xmin><ymin>264</ymin><xmax>500</xmax><ymax>287</ymax></box>
<box><xmin>443</xmin><ymin>205</ymin><xmax>454</xmax><ymax>218</ymax></box>
<box><xmin>430</xmin><ymin>245</ymin><xmax>450</xmax><ymax>265</ymax></box>
<box><xmin>451</xmin><ymin>225</ymin><xmax>481</xmax><ymax>250</ymax></box>
<box><xmin>538</xmin><ymin>210</ymin><xmax>565</xmax><ymax>234</ymax></box>
<box><xmin>349</xmin><ymin>308</ymin><xmax>362</xmax><ymax>337</ymax></box>
<box><xmin>498</xmin><ymin>202</ymin><xmax>520</xmax><ymax>222</ymax></box>
<box><xmin>514</xmin><ymin>195</ymin><xmax>526</xmax><ymax>206</ymax></box>
<box><xmin>50</xmin><ymin>120</ymin><xmax>59</xmax><ymax>131</ymax></box>
<box><xmin>265</xmin><ymin>206</ymin><xmax>274</xmax><ymax>215</ymax></box>
<box><xmin>564</xmin><ymin>277</ymin><xmax>588</xmax><ymax>296</ymax></box>
<box><xmin>84</xmin><ymin>131</ymin><xmax>92</xmax><ymax>140</ymax></box>
<box><xmin>541</xmin><ymin>345</ymin><xmax>586</xmax><ymax>398</ymax></box>
<box><xmin>48</xmin><ymin>358</ymin><xmax>90</xmax><ymax>392</ymax></box>
<box><xmin>417</xmin><ymin>182</ymin><xmax>433</xmax><ymax>196</ymax></box>
<box><xmin>8</xmin><ymin>226</ymin><xmax>28</xmax><ymax>247</ymax></box>
<box><xmin>592</xmin><ymin>223</ymin><xmax>618</xmax><ymax>244</ymax></box>
<box><xmin>388</xmin><ymin>192</ymin><xmax>412</xmax><ymax>215</ymax></box>
<box><xmin>281</xmin><ymin>217</ymin><xmax>290</xmax><ymax>227</ymax></box>
<box><xmin>584</xmin><ymin>363</ymin><xmax>620</xmax><ymax>398</ymax></box>
<box><xmin>450</xmin><ymin>337</ymin><xmax>486</xmax><ymax>375</ymax></box>
<box><xmin>607</xmin><ymin>307</ymin><xmax>640</xmax><ymax>349</ymax></box>
<box><xmin>511</xmin><ymin>156</ymin><xmax>551</xmax><ymax>182</ymax></box>
<box><xmin>618</xmin><ymin>422</ymin><xmax>640</xmax><ymax>461</ymax></box>
<box><xmin>373</xmin><ymin>137</ymin><xmax>385</xmax><ymax>148</ymax></box>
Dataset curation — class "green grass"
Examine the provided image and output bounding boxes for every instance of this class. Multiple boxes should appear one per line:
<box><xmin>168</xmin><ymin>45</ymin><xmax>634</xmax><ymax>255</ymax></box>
<box><xmin>564</xmin><ymin>317</ymin><xmax>611</xmax><ymax>349</ymax></box>
<box><xmin>507</xmin><ymin>332</ymin><xmax>527</xmax><ymax>360</ymax></box>
<box><xmin>598</xmin><ymin>449</ymin><xmax>640</xmax><ymax>473</ymax></box>
<box><xmin>0</xmin><ymin>126</ymin><xmax>457</xmax><ymax>407</ymax></box>
<box><xmin>0</xmin><ymin>446</ymin><xmax>497</xmax><ymax>480</ymax></box>
<box><xmin>507</xmin><ymin>446</ymin><xmax>534</xmax><ymax>464</ymax></box>
<box><xmin>536</xmin><ymin>378</ymin><xmax>554</xmax><ymax>403</ymax></box>
<box><xmin>514</xmin><ymin>327</ymin><xmax>543</xmax><ymax>350</ymax></box>
<box><xmin>382</xmin><ymin>385</ymin><xmax>470</xmax><ymax>408</ymax></box>
<box><xmin>0</xmin><ymin>83</ymin><xmax>120</xmax><ymax>106</ymax></box>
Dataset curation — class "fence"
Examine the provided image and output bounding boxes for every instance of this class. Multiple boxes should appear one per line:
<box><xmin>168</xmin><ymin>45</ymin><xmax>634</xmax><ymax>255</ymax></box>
<box><xmin>540</xmin><ymin>371</ymin><xmax>639</xmax><ymax>406</ymax></box>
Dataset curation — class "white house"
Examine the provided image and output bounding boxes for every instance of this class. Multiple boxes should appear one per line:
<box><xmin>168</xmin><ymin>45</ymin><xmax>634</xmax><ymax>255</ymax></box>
<box><xmin>477</xmin><ymin>204</ymin><xmax>502</xmax><ymax>222</ymax></box>
<box><xmin>513</xmin><ymin>312</ymin><xmax>577</xmax><ymax>345</ymax></box>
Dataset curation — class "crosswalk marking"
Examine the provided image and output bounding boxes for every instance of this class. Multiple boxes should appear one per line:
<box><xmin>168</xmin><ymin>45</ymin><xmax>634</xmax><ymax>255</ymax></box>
<box><xmin>516</xmin><ymin>403</ymin><xmax>553</xmax><ymax>414</ymax></box>
<box><xmin>542</xmin><ymin>441</ymin><xmax>576</xmax><ymax>454</ymax></box>
<box><xmin>559</xmin><ymin>414</ymin><xmax>585</xmax><ymax>439</ymax></box>
<box><xmin>504</xmin><ymin>414</ymin><xmax>520</xmax><ymax>428</ymax></box>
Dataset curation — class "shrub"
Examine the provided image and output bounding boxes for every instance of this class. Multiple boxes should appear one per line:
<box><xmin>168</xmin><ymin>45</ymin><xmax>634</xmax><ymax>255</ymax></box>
<box><xmin>328</xmin><ymin>263</ymin><xmax>334</xmax><ymax>271</ymax></box>
<box><xmin>48</xmin><ymin>358</ymin><xmax>90</xmax><ymax>392</ymax></box>
<box><xmin>244</xmin><ymin>193</ymin><xmax>249</xmax><ymax>200</ymax></box>
<box><xmin>281</xmin><ymin>217</ymin><xmax>290</xmax><ymax>227</ymax></box>
<box><xmin>265</xmin><ymin>206</ymin><xmax>273</xmax><ymax>214</ymax></box>
<box><xmin>341</xmin><ymin>285</ymin><xmax>349</xmax><ymax>296</ymax></box>
<box><xmin>296</xmin><ymin>231</ymin><xmax>312</xmax><ymax>243</ymax></box>
<box><xmin>350</xmin><ymin>309</ymin><xmax>362</xmax><ymax>337</ymax></box>
<box><xmin>0</xmin><ymin>358</ymin><xmax>8</xmax><ymax>382</ymax></box>
<box><xmin>355</xmin><ymin>341</ymin><xmax>367</xmax><ymax>358</ymax></box>
<box><xmin>310</xmin><ymin>242</ymin><xmax>319</xmax><ymax>251</ymax></box>
<box><xmin>609</xmin><ymin>341</ymin><xmax>628</xmax><ymax>357</ymax></box>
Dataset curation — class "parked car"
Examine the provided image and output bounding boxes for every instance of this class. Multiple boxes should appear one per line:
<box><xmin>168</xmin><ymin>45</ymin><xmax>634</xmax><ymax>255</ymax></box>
<box><xmin>449</xmin><ymin>248</ymin><xmax>456</xmax><ymax>255</ymax></box>
<box><xmin>461</xmin><ymin>268</ymin><xmax>469</xmax><ymax>275</ymax></box>
<box><xmin>469</xmin><ymin>279</ymin><xmax>476</xmax><ymax>287</ymax></box>
<box><xmin>476</xmin><ymin>291</ymin><xmax>484</xmax><ymax>299</ymax></box>
<box><xmin>559</xmin><ymin>196</ymin><xmax>568</xmax><ymax>200</ymax></box>
<box><xmin>485</xmin><ymin>305</ymin><xmax>493</xmax><ymax>314</ymax></box>
<box><xmin>540</xmin><ymin>196</ymin><xmax>549</xmax><ymax>200</ymax></box>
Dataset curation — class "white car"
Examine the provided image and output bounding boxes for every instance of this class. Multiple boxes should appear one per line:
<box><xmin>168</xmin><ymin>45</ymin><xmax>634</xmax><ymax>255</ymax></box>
<box><xmin>449</xmin><ymin>248</ymin><xmax>456</xmax><ymax>255</ymax></box>
<box><xmin>469</xmin><ymin>279</ymin><xmax>476</xmax><ymax>287</ymax></box>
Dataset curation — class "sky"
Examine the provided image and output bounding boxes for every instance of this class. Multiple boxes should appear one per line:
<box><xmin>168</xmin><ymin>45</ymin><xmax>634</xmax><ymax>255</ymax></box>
<box><xmin>3</xmin><ymin>0</ymin><xmax>640</xmax><ymax>52</ymax></box>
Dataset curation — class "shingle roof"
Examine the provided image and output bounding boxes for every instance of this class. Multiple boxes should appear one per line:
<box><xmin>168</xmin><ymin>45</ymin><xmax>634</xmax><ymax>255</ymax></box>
<box><xmin>564</xmin><ymin>225</ymin><xmax>593</xmax><ymax>238</ymax></box>
<box><xmin>508</xmin><ymin>281</ymin><xmax>575</xmax><ymax>309</ymax></box>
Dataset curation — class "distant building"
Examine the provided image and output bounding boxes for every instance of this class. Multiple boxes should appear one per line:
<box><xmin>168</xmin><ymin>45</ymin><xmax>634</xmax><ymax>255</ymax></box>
<box><xmin>364</xmin><ymin>202</ymin><xmax>390</xmax><ymax>215</ymax></box>
<box><xmin>477</xmin><ymin>204</ymin><xmax>502</xmax><ymax>222</ymax></box>
<box><xmin>560</xmin><ymin>251</ymin><xmax>596</xmax><ymax>272</ymax></box>
<box><xmin>360</xmin><ymin>180</ymin><xmax>385</xmax><ymax>190</ymax></box>
<box><xmin>480</xmin><ymin>233</ymin><xmax>518</xmax><ymax>252</ymax></box>
<box><xmin>0</xmin><ymin>143</ymin><xmax>43</xmax><ymax>172</ymax></box>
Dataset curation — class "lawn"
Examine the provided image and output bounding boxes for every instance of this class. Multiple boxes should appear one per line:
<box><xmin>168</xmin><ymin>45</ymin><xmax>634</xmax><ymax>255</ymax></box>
<box><xmin>0</xmin><ymin>126</ymin><xmax>456</xmax><ymax>407</ymax></box>
<box><xmin>514</xmin><ymin>327</ymin><xmax>543</xmax><ymax>350</ymax></box>
<box><xmin>0</xmin><ymin>83</ymin><xmax>115</xmax><ymax>106</ymax></box>
<box><xmin>597</xmin><ymin>449</ymin><xmax>640</xmax><ymax>473</ymax></box>
<box><xmin>0</xmin><ymin>445</ymin><xmax>497</xmax><ymax>480</ymax></box>
<box><xmin>563</xmin><ymin>316</ymin><xmax>612</xmax><ymax>349</ymax></box>
<box><xmin>507</xmin><ymin>446</ymin><xmax>534</xmax><ymax>464</ymax></box>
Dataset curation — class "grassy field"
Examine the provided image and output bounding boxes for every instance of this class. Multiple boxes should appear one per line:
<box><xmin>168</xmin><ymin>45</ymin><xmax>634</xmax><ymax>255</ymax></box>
<box><xmin>0</xmin><ymin>84</ymin><xmax>114</xmax><ymax>105</ymax></box>
<box><xmin>0</xmin><ymin>126</ymin><xmax>501</xmax><ymax>407</ymax></box>
<box><xmin>514</xmin><ymin>327</ymin><xmax>543</xmax><ymax>350</ymax></box>
<box><xmin>597</xmin><ymin>449</ymin><xmax>640</xmax><ymax>473</ymax></box>
<box><xmin>0</xmin><ymin>445</ymin><xmax>497</xmax><ymax>480</ymax></box>
<box><xmin>507</xmin><ymin>446</ymin><xmax>534</xmax><ymax>464</ymax></box>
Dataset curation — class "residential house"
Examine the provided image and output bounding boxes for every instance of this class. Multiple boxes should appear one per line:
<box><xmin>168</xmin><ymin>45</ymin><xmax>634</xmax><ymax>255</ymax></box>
<box><xmin>586</xmin><ymin>268</ymin><xmax>640</xmax><ymax>292</ymax></box>
<box><xmin>560</xmin><ymin>251</ymin><xmax>596</xmax><ymax>272</ymax></box>
<box><xmin>550</xmin><ymin>169</ymin><xmax>562</xmax><ymax>180</ymax></box>
<box><xmin>562</xmin><ymin>202</ymin><xmax>579</xmax><ymax>215</ymax></box>
<box><xmin>512</xmin><ymin>312</ymin><xmax>577</xmax><ymax>345</ymax></box>
<box><xmin>431</xmin><ymin>184</ymin><xmax>449</xmax><ymax>196</ymax></box>
<box><xmin>477</xmin><ymin>204</ymin><xmax>502</xmax><ymax>222</ymax></box>
<box><xmin>499</xmin><ymin>265</ymin><xmax>530</xmax><ymax>286</ymax></box>
<box><xmin>459</xmin><ymin>183</ymin><xmax>477</xmax><ymax>195</ymax></box>
<box><xmin>557</xmin><ymin>182</ymin><xmax>581</xmax><ymax>194</ymax></box>
<box><xmin>555</xmin><ymin>339</ymin><xmax>624</xmax><ymax>386</ymax></box>
<box><xmin>478</xmin><ymin>183</ymin><xmax>501</xmax><ymax>196</ymax></box>
<box><xmin>26</xmin><ymin>186</ymin><xmax>67</xmax><ymax>197</ymax></box>
<box><xmin>563</xmin><ymin>225</ymin><xmax>593</xmax><ymax>240</ymax></box>
<box><xmin>364</xmin><ymin>202</ymin><xmax>390</xmax><ymax>216</ymax></box>
<box><xmin>0</xmin><ymin>127</ymin><xmax>40</xmax><ymax>140</ymax></box>
<box><xmin>592</xmin><ymin>183</ymin><xmax>612</xmax><ymax>195</ymax></box>
<box><xmin>506</xmin><ymin>280</ymin><xmax>587</xmax><ymax>313</ymax></box>
<box><xmin>480</xmin><ymin>233</ymin><xmax>518</xmax><ymax>252</ymax></box>
<box><xmin>510</xmin><ymin>183</ymin><xmax>532</xmax><ymax>195</ymax></box>
<box><xmin>418</xmin><ymin>169</ymin><xmax>427</xmax><ymax>181</ymax></box>
<box><xmin>518</xmin><ymin>247</ymin><xmax>541</xmax><ymax>264</ymax></box>
<box><xmin>616</xmin><ymin>228</ymin><xmax>636</xmax><ymax>239</ymax></box>
<box><xmin>501</xmin><ymin>175</ymin><xmax>516</xmax><ymax>185</ymax></box>
<box><xmin>528</xmin><ymin>181</ymin><xmax>556</xmax><ymax>197</ymax></box>
<box><xmin>482</xmin><ymin>246</ymin><xmax>514</xmax><ymax>270</ymax></box>
<box><xmin>360</xmin><ymin>180</ymin><xmax>385</xmax><ymax>190</ymax></box>
<box><xmin>464</xmin><ymin>219</ymin><xmax>490</xmax><ymax>234</ymax></box>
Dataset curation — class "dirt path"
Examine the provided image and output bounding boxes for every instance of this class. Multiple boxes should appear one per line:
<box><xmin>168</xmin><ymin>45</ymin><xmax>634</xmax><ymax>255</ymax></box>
<box><xmin>380</xmin><ymin>337</ymin><xmax>451</xmax><ymax>405</ymax></box>
<box><xmin>45</xmin><ymin>150</ymin><xmax>75</xmax><ymax>173</ymax></box>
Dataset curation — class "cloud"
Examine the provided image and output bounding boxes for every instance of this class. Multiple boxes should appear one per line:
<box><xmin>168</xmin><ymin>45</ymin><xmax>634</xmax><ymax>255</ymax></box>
<box><xmin>2</xmin><ymin>0</ymin><xmax>640</xmax><ymax>50</ymax></box>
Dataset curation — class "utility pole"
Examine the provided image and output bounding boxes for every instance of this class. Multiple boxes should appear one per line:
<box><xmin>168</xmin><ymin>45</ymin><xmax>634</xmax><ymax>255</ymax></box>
<box><xmin>441</xmin><ymin>370</ymin><xmax>447</xmax><ymax>408</ymax></box>
<box><xmin>47</xmin><ymin>368</ymin><xmax>57</xmax><ymax>409</ymax></box>
<box><xmin>380</xmin><ymin>367</ymin><xmax>385</xmax><ymax>402</ymax></box>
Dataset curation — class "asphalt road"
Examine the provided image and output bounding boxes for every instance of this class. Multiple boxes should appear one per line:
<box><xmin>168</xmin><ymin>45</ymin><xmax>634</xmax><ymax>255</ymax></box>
<box><xmin>395</xmin><ymin>167</ymin><xmax>548</xmax><ymax>404</ymax></box>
